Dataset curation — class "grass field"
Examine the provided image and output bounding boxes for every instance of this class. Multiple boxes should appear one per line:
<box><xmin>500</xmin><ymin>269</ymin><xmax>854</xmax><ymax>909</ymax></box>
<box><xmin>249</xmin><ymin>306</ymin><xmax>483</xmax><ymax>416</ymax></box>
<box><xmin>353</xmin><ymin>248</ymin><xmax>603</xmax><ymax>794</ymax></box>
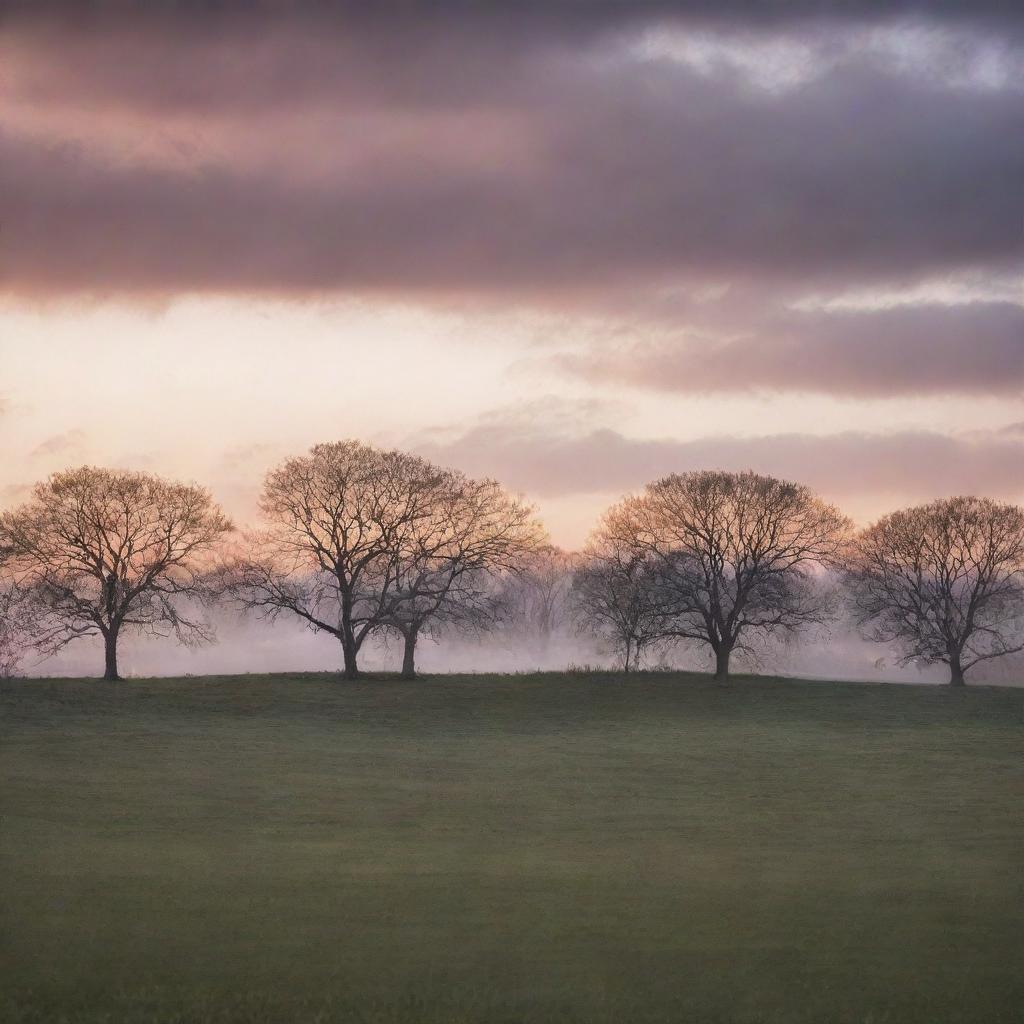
<box><xmin>1</xmin><ymin>671</ymin><xmax>1022</xmax><ymax>1024</ymax></box>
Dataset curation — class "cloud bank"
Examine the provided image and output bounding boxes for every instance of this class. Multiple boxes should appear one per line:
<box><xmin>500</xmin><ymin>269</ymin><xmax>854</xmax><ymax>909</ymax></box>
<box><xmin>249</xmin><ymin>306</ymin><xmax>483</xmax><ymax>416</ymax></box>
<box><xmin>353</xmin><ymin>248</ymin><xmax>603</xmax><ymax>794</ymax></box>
<box><xmin>6</xmin><ymin>3</ymin><xmax>1022</xmax><ymax>401</ymax></box>
<box><xmin>417</xmin><ymin>407</ymin><xmax>1024</xmax><ymax>511</ymax></box>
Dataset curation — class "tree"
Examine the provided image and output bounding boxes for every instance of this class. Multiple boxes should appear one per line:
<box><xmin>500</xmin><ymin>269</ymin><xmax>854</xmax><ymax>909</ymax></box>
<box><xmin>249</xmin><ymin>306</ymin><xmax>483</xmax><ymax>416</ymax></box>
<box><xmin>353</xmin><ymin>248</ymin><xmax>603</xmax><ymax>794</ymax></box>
<box><xmin>223</xmin><ymin>441</ymin><xmax>446</xmax><ymax>680</ymax></box>
<box><xmin>0</xmin><ymin>584</ymin><xmax>46</xmax><ymax>677</ymax></box>
<box><xmin>381</xmin><ymin>473</ymin><xmax>545</xmax><ymax>679</ymax></box>
<box><xmin>500</xmin><ymin>545</ymin><xmax>576</xmax><ymax>657</ymax></box>
<box><xmin>0</xmin><ymin>467</ymin><xmax>232</xmax><ymax>680</ymax></box>
<box><xmin>606</xmin><ymin>470</ymin><xmax>850</xmax><ymax>681</ymax></box>
<box><xmin>572</xmin><ymin>524</ymin><xmax>671</xmax><ymax>672</ymax></box>
<box><xmin>846</xmin><ymin>496</ymin><xmax>1024</xmax><ymax>686</ymax></box>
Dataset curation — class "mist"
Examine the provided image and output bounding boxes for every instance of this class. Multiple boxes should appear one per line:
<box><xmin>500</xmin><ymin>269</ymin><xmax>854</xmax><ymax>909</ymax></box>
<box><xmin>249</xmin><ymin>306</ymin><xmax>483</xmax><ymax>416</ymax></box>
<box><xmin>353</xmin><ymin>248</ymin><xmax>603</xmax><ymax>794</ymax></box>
<box><xmin>26</xmin><ymin>603</ymin><xmax>1015</xmax><ymax>687</ymax></box>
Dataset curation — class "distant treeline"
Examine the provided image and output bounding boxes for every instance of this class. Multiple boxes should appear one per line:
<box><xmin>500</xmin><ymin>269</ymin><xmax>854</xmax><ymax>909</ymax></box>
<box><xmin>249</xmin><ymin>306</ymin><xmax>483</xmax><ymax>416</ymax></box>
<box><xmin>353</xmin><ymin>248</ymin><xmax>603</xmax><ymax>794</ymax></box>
<box><xmin>1</xmin><ymin>440</ymin><xmax>1022</xmax><ymax>685</ymax></box>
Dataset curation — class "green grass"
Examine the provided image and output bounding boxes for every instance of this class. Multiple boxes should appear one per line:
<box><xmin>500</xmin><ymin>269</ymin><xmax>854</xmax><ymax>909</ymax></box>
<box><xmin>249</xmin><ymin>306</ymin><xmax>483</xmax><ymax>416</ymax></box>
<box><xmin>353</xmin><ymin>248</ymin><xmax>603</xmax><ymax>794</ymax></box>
<box><xmin>1</xmin><ymin>671</ymin><xmax>1022</xmax><ymax>1023</ymax></box>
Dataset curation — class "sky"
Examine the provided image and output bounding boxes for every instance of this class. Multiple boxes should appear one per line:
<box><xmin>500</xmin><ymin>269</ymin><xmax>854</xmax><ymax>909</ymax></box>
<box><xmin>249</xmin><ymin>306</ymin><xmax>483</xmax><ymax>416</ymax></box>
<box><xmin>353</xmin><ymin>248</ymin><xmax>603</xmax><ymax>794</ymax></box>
<box><xmin>2</xmin><ymin>0</ymin><xmax>1023</xmax><ymax>556</ymax></box>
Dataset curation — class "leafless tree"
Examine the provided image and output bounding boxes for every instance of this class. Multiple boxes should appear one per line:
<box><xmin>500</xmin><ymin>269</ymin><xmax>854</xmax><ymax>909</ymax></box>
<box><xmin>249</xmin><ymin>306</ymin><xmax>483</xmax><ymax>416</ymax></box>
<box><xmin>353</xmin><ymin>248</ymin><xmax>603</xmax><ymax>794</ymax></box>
<box><xmin>500</xmin><ymin>545</ymin><xmax>577</xmax><ymax>656</ymax></box>
<box><xmin>845</xmin><ymin>496</ymin><xmax>1024</xmax><ymax>686</ymax></box>
<box><xmin>572</xmin><ymin>523</ymin><xmax>672</xmax><ymax>672</ymax></box>
<box><xmin>380</xmin><ymin>473</ymin><xmax>546</xmax><ymax>678</ymax></box>
<box><xmin>221</xmin><ymin>441</ymin><xmax>447</xmax><ymax>679</ymax></box>
<box><xmin>0</xmin><ymin>467</ymin><xmax>232</xmax><ymax>680</ymax></box>
<box><xmin>606</xmin><ymin>470</ymin><xmax>851</xmax><ymax>681</ymax></box>
<box><xmin>0</xmin><ymin>583</ymin><xmax>45</xmax><ymax>677</ymax></box>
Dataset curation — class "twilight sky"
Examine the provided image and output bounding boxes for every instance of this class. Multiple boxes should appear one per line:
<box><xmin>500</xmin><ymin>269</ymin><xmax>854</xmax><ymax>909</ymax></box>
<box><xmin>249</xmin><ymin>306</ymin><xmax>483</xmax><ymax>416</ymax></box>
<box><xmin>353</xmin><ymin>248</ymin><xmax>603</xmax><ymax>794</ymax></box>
<box><xmin>2</xmin><ymin>1</ymin><xmax>1023</xmax><ymax>549</ymax></box>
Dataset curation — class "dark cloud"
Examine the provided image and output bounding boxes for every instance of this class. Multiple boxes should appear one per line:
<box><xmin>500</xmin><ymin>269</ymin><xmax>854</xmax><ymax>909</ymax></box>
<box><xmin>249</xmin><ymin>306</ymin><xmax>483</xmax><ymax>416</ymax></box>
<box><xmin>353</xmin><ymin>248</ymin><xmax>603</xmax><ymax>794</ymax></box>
<box><xmin>4</xmin><ymin>3</ymin><xmax>1022</xmax><ymax>404</ymax></box>
<box><xmin>560</xmin><ymin>301</ymin><xmax>1024</xmax><ymax>396</ymax></box>
<box><xmin>7</xmin><ymin>2</ymin><xmax>1024</xmax><ymax>27</ymax></box>
<box><xmin>5</xmin><ymin>5</ymin><xmax>1022</xmax><ymax>133</ymax></box>
<box><xmin>3</xmin><ymin>11</ymin><xmax>1023</xmax><ymax>301</ymax></box>
<box><xmin>417</xmin><ymin>411</ymin><xmax>1024</xmax><ymax>507</ymax></box>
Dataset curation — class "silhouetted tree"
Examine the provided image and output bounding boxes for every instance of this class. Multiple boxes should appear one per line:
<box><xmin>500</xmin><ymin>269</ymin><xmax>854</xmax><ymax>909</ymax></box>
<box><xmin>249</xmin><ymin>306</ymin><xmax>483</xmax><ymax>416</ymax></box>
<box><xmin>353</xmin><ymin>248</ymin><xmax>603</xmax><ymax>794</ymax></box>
<box><xmin>381</xmin><ymin>473</ymin><xmax>545</xmax><ymax>678</ymax></box>
<box><xmin>222</xmin><ymin>441</ymin><xmax>445</xmax><ymax>680</ymax></box>
<box><xmin>0</xmin><ymin>467</ymin><xmax>232</xmax><ymax>680</ymax></box>
<box><xmin>605</xmin><ymin>470</ymin><xmax>850</xmax><ymax>681</ymax></box>
<box><xmin>846</xmin><ymin>496</ymin><xmax>1024</xmax><ymax>685</ymax></box>
<box><xmin>572</xmin><ymin>524</ymin><xmax>670</xmax><ymax>672</ymax></box>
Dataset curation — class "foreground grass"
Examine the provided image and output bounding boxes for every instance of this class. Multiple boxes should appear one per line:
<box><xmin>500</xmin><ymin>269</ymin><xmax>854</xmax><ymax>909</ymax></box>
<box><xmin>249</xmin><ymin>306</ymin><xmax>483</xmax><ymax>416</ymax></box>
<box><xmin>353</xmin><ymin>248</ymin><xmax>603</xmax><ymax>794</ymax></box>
<box><xmin>1</xmin><ymin>670</ymin><xmax>1022</xmax><ymax>1023</ymax></box>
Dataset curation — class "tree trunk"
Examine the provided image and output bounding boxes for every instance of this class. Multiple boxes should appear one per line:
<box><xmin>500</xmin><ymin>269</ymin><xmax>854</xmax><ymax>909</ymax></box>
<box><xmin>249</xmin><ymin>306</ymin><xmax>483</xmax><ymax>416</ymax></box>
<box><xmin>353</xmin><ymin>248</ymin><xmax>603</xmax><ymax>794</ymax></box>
<box><xmin>339</xmin><ymin>594</ymin><xmax>360</xmax><ymax>680</ymax></box>
<box><xmin>948</xmin><ymin>656</ymin><xmax>966</xmax><ymax>687</ymax></box>
<box><xmin>713</xmin><ymin>645</ymin><xmax>731</xmax><ymax>682</ymax></box>
<box><xmin>340</xmin><ymin>629</ymin><xmax>360</xmax><ymax>680</ymax></box>
<box><xmin>401</xmin><ymin>626</ymin><xmax>419</xmax><ymax>680</ymax></box>
<box><xmin>103</xmin><ymin>630</ymin><xmax>120</xmax><ymax>681</ymax></box>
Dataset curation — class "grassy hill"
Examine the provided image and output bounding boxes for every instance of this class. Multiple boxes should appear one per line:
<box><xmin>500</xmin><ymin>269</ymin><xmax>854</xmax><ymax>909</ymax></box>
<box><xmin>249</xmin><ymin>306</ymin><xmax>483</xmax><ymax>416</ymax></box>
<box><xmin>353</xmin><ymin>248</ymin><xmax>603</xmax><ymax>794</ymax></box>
<box><xmin>1</xmin><ymin>671</ymin><xmax>1022</xmax><ymax>1023</ymax></box>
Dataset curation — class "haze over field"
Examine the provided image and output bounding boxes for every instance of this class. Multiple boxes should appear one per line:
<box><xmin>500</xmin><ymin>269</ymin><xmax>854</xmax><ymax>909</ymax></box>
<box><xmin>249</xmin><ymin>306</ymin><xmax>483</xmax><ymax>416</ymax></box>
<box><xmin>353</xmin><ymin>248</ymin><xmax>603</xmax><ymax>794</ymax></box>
<box><xmin>2</xmin><ymin>1</ymin><xmax>1022</xmax><ymax>679</ymax></box>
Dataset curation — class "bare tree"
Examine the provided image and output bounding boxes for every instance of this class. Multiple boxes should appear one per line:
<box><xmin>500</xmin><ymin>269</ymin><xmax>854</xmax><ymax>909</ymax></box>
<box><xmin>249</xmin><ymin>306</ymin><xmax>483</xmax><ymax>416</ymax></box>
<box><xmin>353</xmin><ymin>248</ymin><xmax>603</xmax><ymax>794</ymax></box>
<box><xmin>846</xmin><ymin>496</ymin><xmax>1024</xmax><ymax>686</ymax></box>
<box><xmin>500</xmin><ymin>545</ymin><xmax>577</xmax><ymax>657</ymax></box>
<box><xmin>606</xmin><ymin>470</ymin><xmax>850</xmax><ymax>681</ymax></box>
<box><xmin>0</xmin><ymin>467</ymin><xmax>232</xmax><ymax>680</ymax></box>
<box><xmin>0</xmin><ymin>584</ymin><xmax>45</xmax><ymax>677</ymax></box>
<box><xmin>222</xmin><ymin>441</ymin><xmax>445</xmax><ymax>680</ymax></box>
<box><xmin>572</xmin><ymin>524</ymin><xmax>671</xmax><ymax>672</ymax></box>
<box><xmin>380</xmin><ymin>473</ymin><xmax>545</xmax><ymax>678</ymax></box>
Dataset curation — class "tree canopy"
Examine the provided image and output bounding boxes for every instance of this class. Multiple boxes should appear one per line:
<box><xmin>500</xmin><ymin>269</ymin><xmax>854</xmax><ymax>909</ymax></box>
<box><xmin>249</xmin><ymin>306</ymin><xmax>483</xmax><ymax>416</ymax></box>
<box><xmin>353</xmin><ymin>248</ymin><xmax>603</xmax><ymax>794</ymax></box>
<box><xmin>0</xmin><ymin>467</ymin><xmax>232</xmax><ymax>679</ymax></box>
<box><xmin>846</xmin><ymin>496</ymin><xmax>1024</xmax><ymax>685</ymax></box>
<box><xmin>595</xmin><ymin>470</ymin><xmax>850</xmax><ymax>679</ymax></box>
